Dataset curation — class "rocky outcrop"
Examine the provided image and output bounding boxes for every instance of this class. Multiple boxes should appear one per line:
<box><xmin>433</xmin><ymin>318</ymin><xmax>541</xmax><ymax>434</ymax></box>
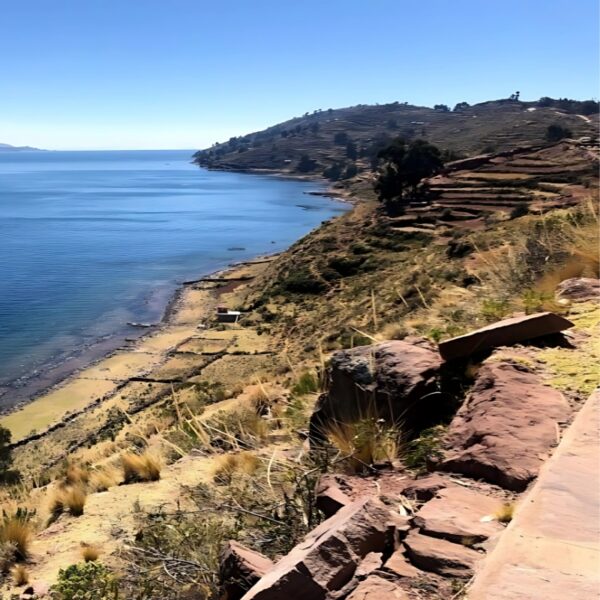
<box><xmin>412</xmin><ymin>486</ymin><xmax>503</xmax><ymax>544</ymax></box>
<box><xmin>310</xmin><ymin>340</ymin><xmax>442</xmax><ymax>446</ymax></box>
<box><xmin>438</xmin><ymin>312</ymin><xmax>574</xmax><ymax>361</ymax></box>
<box><xmin>439</xmin><ymin>361</ymin><xmax>570</xmax><ymax>491</ymax></box>
<box><xmin>241</xmin><ymin>497</ymin><xmax>403</xmax><ymax>600</ymax></box>
<box><xmin>403</xmin><ymin>531</ymin><xmax>481</xmax><ymax>578</ymax></box>
<box><xmin>315</xmin><ymin>474</ymin><xmax>352</xmax><ymax>517</ymax></box>
<box><xmin>556</xmin><ymin>277</ymin><xmax>600</xmax><ymax>302</ymax></box>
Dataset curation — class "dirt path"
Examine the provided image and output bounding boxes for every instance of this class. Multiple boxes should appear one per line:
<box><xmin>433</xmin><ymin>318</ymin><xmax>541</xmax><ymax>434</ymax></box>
<box><xmin>468</xmin><ymin>390</ymin><xmax>600</xmax><ymax>599</ymax></box>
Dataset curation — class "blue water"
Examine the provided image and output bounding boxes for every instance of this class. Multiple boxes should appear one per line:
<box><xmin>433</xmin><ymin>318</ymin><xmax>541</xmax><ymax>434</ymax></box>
<box><xmin>0</xmin><ymin>150</ymin><xmax>346</xmax><ymax>396</ymax></box>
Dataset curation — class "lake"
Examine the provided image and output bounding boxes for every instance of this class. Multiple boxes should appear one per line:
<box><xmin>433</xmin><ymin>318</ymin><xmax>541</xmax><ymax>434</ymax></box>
<box><xmin>0</xmin><ymin>150</ymin><xmax>346</xmax><ymax>404</ymax></box>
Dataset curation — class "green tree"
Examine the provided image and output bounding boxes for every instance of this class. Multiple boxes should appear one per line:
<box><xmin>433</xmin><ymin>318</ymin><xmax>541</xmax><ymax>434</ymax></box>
<box><xmin>296</xmin><ymin>154</ymin><xmax>317</xmax><ymax>173</ymax></box>
<box><xmin>333</xmin><ymin>132</ymin><xmax>349</xmax><ymax>145</ymax></box>
<box><xmin>546</xmin><ymin>124</ymin><xmax>572</xmax><ymax>142</ymax></box>
<box><xmin>453</xmin><ymin>101</ymin><xmax>470</xmax><ymax>111</ymax></box>
<box><xmin>434</xmin><ymin>104</ymin><xmax>450</xmax><ymax>112</ymax></box>
<box><xmin>375</xmin><ymin>138</ymin><xmax>443</xmax><ymax>215</ymax></box>
<box><xmin>346</xmin><ymin>141</ymin><xmax>357</xmax><ymax>160</ymax></box>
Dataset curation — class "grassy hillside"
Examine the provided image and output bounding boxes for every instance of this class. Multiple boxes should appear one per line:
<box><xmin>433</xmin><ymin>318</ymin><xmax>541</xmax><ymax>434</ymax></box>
<box><xmin>193</xmin><ymin>98</ymin><xmax>598</xmax><ymax>178</ymax></box>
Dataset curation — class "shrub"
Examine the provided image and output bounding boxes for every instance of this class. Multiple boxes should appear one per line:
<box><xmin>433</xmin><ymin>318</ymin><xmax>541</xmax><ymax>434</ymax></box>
<box><xmin>403</xmin><ymin>425</ymin><xmax>445</xmax><ymax>473</ymax></box>
<box><xmin>282</xmin><ymin>268</ymin><xmax>327</xmax><ymax>294</ymax></box>
<box><xmin>291</xmin><ymin>371</ymin><xmax>319</xmax><ymax>395</ymax></box>
<box><xmin>52</xmin><ymin>562</ymin><xmax>118</xmax><ymax>600</ymax></box>
<box><xmin>0</xmin><ymin>426</ymin><xmax>20</xmax><ymax>484</ymax></box>
<box><xmin>49</xmin><ymin>486</ymin><xmax>87</xmax><ymax>519</ymax></box>
<box><xmin>546</xmin><ymin>123</ymin><xmax>572</xmax><ymax>142</ymax></box>
<box><xmin>510</xmin><ymin>202</ymin><xmax>529</xmax><ymax>219</ymax></box>
<box><xmin>121</xmin><ymin>452</ymin><xmax>162</xmax><ymax>484</ymax></box>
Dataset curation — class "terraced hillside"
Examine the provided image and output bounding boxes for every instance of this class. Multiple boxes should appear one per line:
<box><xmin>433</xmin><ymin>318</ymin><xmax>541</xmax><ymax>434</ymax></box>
<box><xmin>391</xmin><ymin>139</ymin><xmax>599</xmax><ymax>235</ymax></box>
<box><xmin>193</xmin><ymin>99</ymin><xmax>598</xmax><ymax>176</ymax></box>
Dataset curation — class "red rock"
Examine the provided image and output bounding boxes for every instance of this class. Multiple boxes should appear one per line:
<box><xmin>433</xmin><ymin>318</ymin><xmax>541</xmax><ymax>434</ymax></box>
<box><xmin>556</xmin><ymin>277</ymin><xmax>600</xmax><ymax>301</ymax></box>
<box><xmin>345</xmin><ymin>575</ymin><xmax>408</xmax><ymax>600</ymax></box>
<box><xmin>439</xmin><ymin>361</ymin><xmax>570</xmax><ymax>491</ymax></box>
<box><xmin>403</xmin><ymin>531</ymin><xmax>481</xmax><ymax>578</ymax></box>
<box><xmin>412</xmin><ymin>486</ymin><xmax>503</xmax><ymax>544</ymax></box>
<box><xmin>315</xmin><ymin>474</ymin><xmax>352</xmax><ymax>517</ymax></box>
<box><xmin>383</xmin><ymin>548</ymin><xmax>422</xmax><ymax>578</ymax></box>
<box><xmin>438</xmin><ymin>312</ymin><xmax>574</xmax><ymax>361</ymax></box>
<box><xmin>355</xmin><ymin>552</ymin><xmax>383</xmax><ymax>579</ymax></box>
<box><xmin>241</xmin><ymin>497</ymin><xmax>394</xmax><ymax>600</ymax></box>
<box><xmin>310</xmin><ymin>340</ymin><xmax>442</xmax><ymax>446</ymax></box>
<box><xmin>400</xmin><ymin>473</ymin><xmax>450</xmax><ymax>501</ymax></box>
<box><xmin>220</xmin><ymin>541</ymin><xmax>275</xmax><ymax>600</ymax></box>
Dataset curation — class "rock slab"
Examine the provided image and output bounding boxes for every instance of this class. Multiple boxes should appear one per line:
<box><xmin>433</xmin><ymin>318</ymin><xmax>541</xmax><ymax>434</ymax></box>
<box><xmin>241</xmin><ymin>497</ymin><xmax>394</xmax><ymax>600</ymax></box>
<box><xmin>438</xmin><ymin>312</ymin><xmax>573</xmax><ymax>361</ymax></box>
<box><xmin>220</xmin><ymin>541</ymin><xmax>275</xmax><ymax>600</ymax></box>
<box><xmin>439</xmin><ymin>361</ymin><xmax>570</xmax><ymax>491</ymax></box>
<box><xmin>413</xmin><ymin>486</ymin><xmax>504</xmax><ymax>544</ymax></box>
<box><xmin>346</xmin><ymin>574</ymin><xmax>408</xmax><ymax>599</ymax></box>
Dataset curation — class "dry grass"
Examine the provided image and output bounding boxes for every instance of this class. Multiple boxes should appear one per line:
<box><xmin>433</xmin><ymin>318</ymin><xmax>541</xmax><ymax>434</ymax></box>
<box><xmin>495</xmin><ymin>502</ymin><xmax>515</xmax><ymax>524</ymax></box>
<box><xmin>0</xmin><ymin>515</ymin><xmax>33</xmax><ymax>561</ymax></box>
<box><xmin>63</xmin><ymin>463</ymin><xmax>90</xmax><ymax>487</ymax></box>
<box><xmin>121</xmin><ymin>451</ymin><xmax>162</xmax><ymax>483</ymax></box>
<box><xmin>11</xmin><ymin>563</ymin><xmax>29</xmax><ymax>586</ymax></box>
<box><xmin>81</xmin><ymin>543</ymin><xmax>101</xmax><ymax>562</ymax></box>
<box><xmin>49</xmin><ymin>486</ymin><xmax>87</xmax><ymax>518</ymax></box>
<box><xmin>89</xmin><ymin>465</ymin><xmax>121</xmax><ymax>492</ymax></box>
<box><xmin>212</xmin><ymin>451</ymin><xmax>260</xmax><ymax>484</ymax></box>
<box><xmin>326</xmin><ymin>417</ymin><xmax>401</xmax><ymax>472</ymax></box>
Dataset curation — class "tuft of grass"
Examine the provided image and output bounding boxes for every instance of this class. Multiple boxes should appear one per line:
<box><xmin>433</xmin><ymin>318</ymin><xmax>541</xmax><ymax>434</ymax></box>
<box><xmin>11</xmin><ymin>563</ymin><xmax>29</xmax><ymax>586</ymax></box>
<box><xmin>326</xmin><ymin>417</ymin><xmax>400</xmax><ymax>472</ymax></box>
<box><xmin>377</xmin><ymin>321</ymin><xmax>408</xmax><ymax>341</ymax></box>
<box><xmin>403</xmin><ymin>425</ymin><xmax>445</xmax><ymax>473</ymax></box>
<box><xmin>89</xmin><ymin>466</ymin><xmax>121</xmax><ymax>492</ymax></box>
<box><xmin>213</xmin><ymin>451</ymin><xmax>260</xmax><ymax>484</ymax></box>
<box><xmin>81</xmin><ymin>543</ymin><xmax>101</xmax><ymax>562</ymax></box>
<box><xmin>121</xmin><ymin>452</ymin><xmax>162</xmax><ymax>484</ymax></box>
<box><xmin>50</xmin><ymin>486</ymin><xmax>87</xmax><ymax>518</ymax></box>
<box><xmin>495</xmin><ymin>502</ymin><xmax>515</xmax><ymax>524</ymax></box>
<box><xmin>64</xmin><ymin>463</ymin><xmax>90</xmax><ymax>487</ymax></box>
<box><xmin>0</xmin><ymin>513</ymin><xmax>34</xmax><ymax>561</ymax></box>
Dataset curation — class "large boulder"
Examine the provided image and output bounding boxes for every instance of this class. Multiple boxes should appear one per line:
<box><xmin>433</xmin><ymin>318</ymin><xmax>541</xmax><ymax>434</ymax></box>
<box><xmin>438</xmin><ymin>312</ymin><xmax>574</xmax><ymax>361</ymax></box>
<box><xmin>310</xmin><ymin>340</ymin><xmax>442</xmax><ymax>446</ymax></box>
<box><xmin>438</xmin><ymin>361</ymin><xmax>570</xmax><ymax>491</ymax></box>
<box><xmin>345</xmin><ymin>575</ymin><xmax>408</xmax><ymax>599</ymax></box>
<box><xmin>556</xmin><ymin>277</ymin><xmax>600</xmax><ymax>302</ymax></box>
<box><xmin>220</xmin><ymin>541</ymin><xmax>275</xmax><ymax>600</ymax></box>
<box><xmin>241</xmin><ymin>497</ymin><xmax>400</xmax><ymax>600</ymax></box>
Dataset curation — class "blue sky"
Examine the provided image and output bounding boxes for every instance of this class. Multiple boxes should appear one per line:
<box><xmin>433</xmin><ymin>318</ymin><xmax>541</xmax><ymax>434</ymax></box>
<box><xmin>1</xmin><ymin>0</ymin><xmax>598</xmax><ymax>150</ymax></box>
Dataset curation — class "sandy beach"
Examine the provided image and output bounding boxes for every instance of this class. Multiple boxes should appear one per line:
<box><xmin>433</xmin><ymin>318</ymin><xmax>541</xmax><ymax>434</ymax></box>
<box><xmin>0</xmin><ymin>257</ymin><xmax>273</xmax><ymax>443</ymax></box>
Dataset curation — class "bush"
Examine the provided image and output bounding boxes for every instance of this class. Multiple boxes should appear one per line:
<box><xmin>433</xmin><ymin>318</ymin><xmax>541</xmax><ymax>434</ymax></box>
<box><xmin>81</xmin><ymin>544</ymin><xmax>101</xmax><ymax>563</ymax></box>
<box><xmin>510</xmin><ymin>202</ymin><xmax>529</xmax><ymax>219</ymax></box>
<box><xmin>282</xmin><ymin>269</ymin><xmax>327</xmax><ymax>294</ymax></box>
<box><xmin>11</xmin><ymin>563</ymin><xmax>29</xmax><ymax>586</ymax></box>
<box><xmin>546</xmin><ymin>123</ymin><xmax>572</xmax><ymax>142</ymax></box>
<box><xmin>291</xmin><ymin>371</ymin><xmax>319</xmax><ymax>396</ymax></box>
<box><xmin>0</xmin><ymin>509</ymin><xmax>34</xmax><ymax>562</ymax></box>
<box><xmin>52</xmin><ymin>562</ymin><xmax>118</xmax><ymax>600</ymax></box>
<box><xmin>403</xmin><ymin>426</ymin><xmax>445</xmax><ymax>473</ymax></box>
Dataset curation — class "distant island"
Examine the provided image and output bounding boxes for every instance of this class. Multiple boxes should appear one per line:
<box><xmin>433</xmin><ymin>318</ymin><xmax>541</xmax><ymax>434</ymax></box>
<box><xmin>0</xmin><ymin>142</ymin><xmax>44</xmax><ymax>152</ymax></box>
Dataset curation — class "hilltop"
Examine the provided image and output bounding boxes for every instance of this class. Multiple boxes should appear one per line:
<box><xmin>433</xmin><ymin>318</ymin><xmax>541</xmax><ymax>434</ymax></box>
<box><xmin>193</xmin><ymin>97</ymin><xmax>598</xmax><ymax>179</ymax></box>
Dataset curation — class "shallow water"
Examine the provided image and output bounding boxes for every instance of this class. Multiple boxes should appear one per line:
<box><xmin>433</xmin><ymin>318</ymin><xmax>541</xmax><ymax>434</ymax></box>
<box><xmin>0</xmin><ymin>150</ymin><xmax>346</xmax><ymax>398</ymax></box>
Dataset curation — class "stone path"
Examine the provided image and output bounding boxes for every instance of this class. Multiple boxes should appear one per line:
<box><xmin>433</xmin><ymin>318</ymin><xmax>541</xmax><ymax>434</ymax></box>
<box><xmin>468</xmin><ymin>390</ymin><xmax>600</xmax><ymax>599</ymax></box>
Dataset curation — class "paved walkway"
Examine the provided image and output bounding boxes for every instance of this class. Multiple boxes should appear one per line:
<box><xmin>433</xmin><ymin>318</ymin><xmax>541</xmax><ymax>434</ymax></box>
<box><xmin>468</xmin><ymin>390</ymin><xmax>600</xmax><ymax>599</ymax></box>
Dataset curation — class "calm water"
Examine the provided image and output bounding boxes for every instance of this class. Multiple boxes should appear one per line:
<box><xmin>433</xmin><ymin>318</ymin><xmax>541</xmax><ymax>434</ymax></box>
<box><xmin>0</xmin><ymin>150</ymin><xmax>345</xmax><ymax>399</ymax></box>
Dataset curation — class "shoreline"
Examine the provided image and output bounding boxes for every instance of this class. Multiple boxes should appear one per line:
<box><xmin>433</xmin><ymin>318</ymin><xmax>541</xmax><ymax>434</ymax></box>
<box><xmin>0</xmin><ymin>253</ymin><xmax>277</xmax><ymax>442</ymax></box>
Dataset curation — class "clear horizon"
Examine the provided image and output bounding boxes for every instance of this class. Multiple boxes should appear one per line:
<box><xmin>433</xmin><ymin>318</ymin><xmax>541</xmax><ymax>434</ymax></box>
<box><xmin>2</xmin><ymin>0</ymin><xmax>598</xmax><ymax>151</ymax></box>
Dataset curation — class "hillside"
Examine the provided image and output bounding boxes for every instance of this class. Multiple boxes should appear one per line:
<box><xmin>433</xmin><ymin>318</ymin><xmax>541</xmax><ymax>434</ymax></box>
<box><xmin>192</xmin><ymin>97</ymin><xmax>598</xmax><ymax>178</ymax></box>
<box><xmin>0</xmin><ymin>139</ymin><xmax>597</xmax><ymax>599</ymax></box>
